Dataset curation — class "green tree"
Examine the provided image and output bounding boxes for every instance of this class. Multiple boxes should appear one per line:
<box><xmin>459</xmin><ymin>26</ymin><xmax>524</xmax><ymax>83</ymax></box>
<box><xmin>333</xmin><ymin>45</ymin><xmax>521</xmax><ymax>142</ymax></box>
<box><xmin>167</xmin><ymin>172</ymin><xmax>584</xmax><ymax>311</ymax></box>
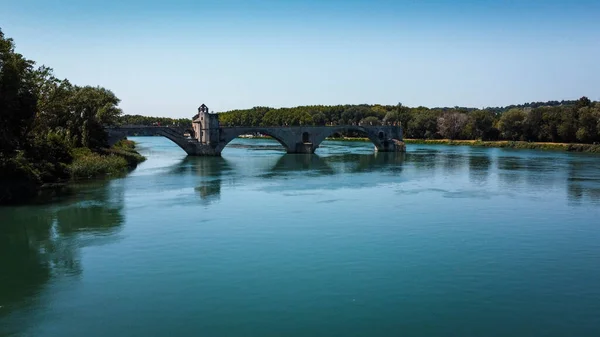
<box><xmin>369</xmin><ymin>105</ymin><xmax>387</xmax><ymax>120</ymax></box>
<box><xmin>467</xmin><ymin>110</ymin><xmax>496</xmax><ymax>140</ymax></box>
<box><xmin>311</xmin><ymin>112</ymin><xmax>326</xmax><ymax>125</ymax></box>
<box><xmin>408</xmin><ymin>111</ymin><xmax>439</xmax><ymax>139</ymax></box>
<box><xmin>31</xmin><ymin>67</ymin><xmax>75</xmax><ymax>138</ymax></box>
<box><xmin>0</xmin><ymin>29</ymin><xmax>38</xmax><ymax>154</ymax></box>
<box><xmin>557</xmin><ymin>106</ymin><xmax>578</xmax><ymax>143</ymax></box>
<box><xmin>262</xmin><ymin>109</ymin><xmax>282</xmax><ymax>126</ymax></box>
<box><xmin>297</xmin><ymin>111</ymin><xmax>313</xmax><ymax>125</ymax></box>
<box><xmin>539</xmin><ymin>107</ymin><xmax>561</xmax><ymax>142</ymax></box>
<box><xmin>0</xmin><ymin>29</ymin><xmax>143</xmax><ymax>204</ymax></box>
<box><xmin>67</xmin><ymin>86</ymin><xmax>123</xmax><ymax>148</ymax></box>
<box><xmin>383</xmin><ymin>110</ymin><xmax>400</xmax><ymax>125</ymax></box>
<box><xmin>523</xmin><ymin>108</ymin><xmax>544</xmax><ymax>141</ymax></box>
<box><xmin>341</xmin><ymin>106</ymin><xmax>368</xmax><ymax>125</ymax></box>
<box><xmin>576</xmin><ymin>96</ymin><xmax>592</xmax><ymax>110</ymax></box>
<box><xmin>576</xmin><ymin>106</ymin><xmax>600</xmax><ymax>143</ymax></box>
<box><xmin>360</xmin><ymin>116</ymin><xmax>381</xmax><ymax>126</ymax></box>
<box><xmin>384</xmin><ymin>103</ymin><xmax>410</xmax><ymax>127</ymax></box>
<box><xmin>1</xmin><ymin>29</ymin><xmax>73</xmax><ymax>200</ymax></box>
<box><xmin>498</xmin><ymin>108</ymin><xmax>526</xmax><ymax>140</ymax></box>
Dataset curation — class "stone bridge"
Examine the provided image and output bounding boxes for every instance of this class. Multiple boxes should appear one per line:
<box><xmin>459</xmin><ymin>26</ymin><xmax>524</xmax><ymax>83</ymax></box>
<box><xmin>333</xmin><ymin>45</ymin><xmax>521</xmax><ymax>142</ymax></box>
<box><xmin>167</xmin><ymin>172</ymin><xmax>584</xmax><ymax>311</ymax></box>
<box><xmin>106</xmin><ymin>124</ymin><xmax>404</xmax><ymax>156</ymax></box>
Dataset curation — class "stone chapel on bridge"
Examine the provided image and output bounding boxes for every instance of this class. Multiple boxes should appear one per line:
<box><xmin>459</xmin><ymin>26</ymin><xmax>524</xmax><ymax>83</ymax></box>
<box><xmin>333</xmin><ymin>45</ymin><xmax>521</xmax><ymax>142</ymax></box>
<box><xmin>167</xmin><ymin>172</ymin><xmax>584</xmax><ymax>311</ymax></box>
<box><xmin>192</xmin><ymin>104</ymin><xmax>219</xmax><ymax>144</ymax></box>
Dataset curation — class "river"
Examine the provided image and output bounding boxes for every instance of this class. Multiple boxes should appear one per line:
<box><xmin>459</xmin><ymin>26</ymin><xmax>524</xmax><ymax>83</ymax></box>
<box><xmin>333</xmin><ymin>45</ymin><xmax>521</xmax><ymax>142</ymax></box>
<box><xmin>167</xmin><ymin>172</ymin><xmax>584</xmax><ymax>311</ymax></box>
<box><xmin>1</xmin><ymin>137</ymin><xmax>600</xmax><ymax>337</ymax></box>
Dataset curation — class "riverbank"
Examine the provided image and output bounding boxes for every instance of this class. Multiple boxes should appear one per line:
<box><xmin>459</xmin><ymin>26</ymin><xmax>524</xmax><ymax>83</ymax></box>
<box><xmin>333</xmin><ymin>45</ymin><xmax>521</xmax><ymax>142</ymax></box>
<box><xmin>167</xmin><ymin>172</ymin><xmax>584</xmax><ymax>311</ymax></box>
<box><xmin>329</xmin><ymin>136</ymin><xmax>600</xmax><ymax>153</ymax></box>
<box><xmin>402</xmin><ymin>139</ymin><xmax>600</xmax><ymax>153</ymax></box>
<box><xmin>1</xmin><ymin>140</ymin><xmax>146</xmax><ymax>204</ymax></box>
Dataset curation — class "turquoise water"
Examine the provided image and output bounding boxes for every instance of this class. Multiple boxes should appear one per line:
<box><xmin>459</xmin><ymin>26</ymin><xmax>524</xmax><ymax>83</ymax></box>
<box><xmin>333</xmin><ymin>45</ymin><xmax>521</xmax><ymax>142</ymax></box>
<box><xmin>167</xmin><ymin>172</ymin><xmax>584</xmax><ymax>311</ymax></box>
<box><xmin>1</xmin><ymin>137</ymin><xmax>600</xmax><ymax>337</ymax></box>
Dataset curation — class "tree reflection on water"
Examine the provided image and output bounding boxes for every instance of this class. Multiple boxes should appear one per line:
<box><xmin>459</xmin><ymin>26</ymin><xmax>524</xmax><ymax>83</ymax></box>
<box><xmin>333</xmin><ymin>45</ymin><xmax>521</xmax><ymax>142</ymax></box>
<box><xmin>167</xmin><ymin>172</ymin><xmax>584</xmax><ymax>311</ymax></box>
<box><xmin>0</xmin><ymin>179</ymin><xmax>125</xmax><ymax>335</ymax></box>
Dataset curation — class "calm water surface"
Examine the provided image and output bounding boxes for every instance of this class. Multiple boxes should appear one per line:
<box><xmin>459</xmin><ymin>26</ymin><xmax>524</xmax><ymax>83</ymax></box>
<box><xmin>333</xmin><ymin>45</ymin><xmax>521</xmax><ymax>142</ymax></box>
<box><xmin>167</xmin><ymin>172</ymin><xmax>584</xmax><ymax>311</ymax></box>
<box><xmin>2</xmin><ymin>137</ymin><xmax>600</xmax><ymax>337</ymax></box>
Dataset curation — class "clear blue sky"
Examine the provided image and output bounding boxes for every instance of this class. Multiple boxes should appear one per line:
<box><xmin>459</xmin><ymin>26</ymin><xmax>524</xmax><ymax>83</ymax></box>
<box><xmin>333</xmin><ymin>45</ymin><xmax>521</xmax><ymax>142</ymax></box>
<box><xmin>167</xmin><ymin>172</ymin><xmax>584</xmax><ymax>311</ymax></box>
<box><xmin>1</xmin><ymin>0</ymin><xmax>599</xmax><ymax>117</ymax></box>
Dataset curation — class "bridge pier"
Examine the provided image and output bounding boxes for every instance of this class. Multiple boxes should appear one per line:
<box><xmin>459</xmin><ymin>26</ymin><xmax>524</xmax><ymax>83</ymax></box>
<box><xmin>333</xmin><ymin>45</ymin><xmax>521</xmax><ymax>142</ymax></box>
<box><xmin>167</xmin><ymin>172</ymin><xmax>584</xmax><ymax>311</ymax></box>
<box><xmin>183</xmin><ymin>143</ymin><xmax>222</xmax><ymax>156</ymax></box>
<box><xmin>375</xmin><ymin>139</ymin><xmax>406</xmax><ymax>153</ymax></box>
<box><xmin>293</xmin><ymin>142</ymin><xmax>315</xmax><ymax>154</ymax></box>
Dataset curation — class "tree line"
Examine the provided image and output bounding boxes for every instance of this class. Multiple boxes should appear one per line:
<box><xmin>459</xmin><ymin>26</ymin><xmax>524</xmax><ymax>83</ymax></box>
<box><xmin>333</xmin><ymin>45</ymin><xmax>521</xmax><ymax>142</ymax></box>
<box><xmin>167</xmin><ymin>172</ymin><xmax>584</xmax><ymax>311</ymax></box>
<box><xmin>215</xmin><ymin>98</ymin><xmax>600</xmax><ymax>143</ymax></box>
<box><xmin>1</xmin><ymin>28</ymin><xmax>132</xmax><ymax>203</ymax></box>
<box><xmin>117</xmin><ymin>114</ymin><xmax>190</xmax><ymax>127</ymax></box>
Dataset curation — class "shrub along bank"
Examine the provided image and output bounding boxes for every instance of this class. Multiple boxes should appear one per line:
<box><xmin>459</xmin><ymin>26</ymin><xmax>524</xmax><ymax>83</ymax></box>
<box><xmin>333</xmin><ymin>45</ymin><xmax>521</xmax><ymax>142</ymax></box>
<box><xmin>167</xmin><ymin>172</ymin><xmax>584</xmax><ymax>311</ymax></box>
<box><xmin>70</xmin><ymin>140</ymin><xmax>145</xmax><ymax>179</ymax></box>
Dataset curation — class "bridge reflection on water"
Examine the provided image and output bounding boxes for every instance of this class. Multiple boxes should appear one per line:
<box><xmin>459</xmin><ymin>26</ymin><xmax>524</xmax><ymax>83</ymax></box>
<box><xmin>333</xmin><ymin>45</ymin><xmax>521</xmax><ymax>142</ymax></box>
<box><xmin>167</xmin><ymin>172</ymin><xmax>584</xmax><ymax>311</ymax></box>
<box><xmin>168</xmin><ymin>151</ymin><xmax>406</xmax><ymax>205</ymax></box>
<box><xmin>161</xmin><ymin>143</ymin><xmax>600</xmax><ymax>206</ymax></box>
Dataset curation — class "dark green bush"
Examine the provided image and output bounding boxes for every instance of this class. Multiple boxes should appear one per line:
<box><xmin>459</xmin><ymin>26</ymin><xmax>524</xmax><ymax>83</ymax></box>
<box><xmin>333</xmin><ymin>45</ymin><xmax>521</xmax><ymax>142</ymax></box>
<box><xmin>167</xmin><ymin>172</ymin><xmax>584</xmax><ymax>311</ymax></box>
<box><xmin>0</xmin><ymin>153</ymin><xmax>40</xmax><ymax>204</ymax></box>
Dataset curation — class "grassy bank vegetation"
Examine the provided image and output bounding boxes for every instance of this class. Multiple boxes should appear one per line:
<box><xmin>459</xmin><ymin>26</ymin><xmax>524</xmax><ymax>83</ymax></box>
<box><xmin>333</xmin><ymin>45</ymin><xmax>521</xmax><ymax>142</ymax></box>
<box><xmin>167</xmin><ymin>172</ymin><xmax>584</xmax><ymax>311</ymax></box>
<box><xmin>403</xmin><ymin>139</ymin><xmax>600</xmax><ymax>153</ymax></box>
<box><xmin>70</xmin><ymin>140</ymin><xmax>145</xmax><ymax>179</ymax></box>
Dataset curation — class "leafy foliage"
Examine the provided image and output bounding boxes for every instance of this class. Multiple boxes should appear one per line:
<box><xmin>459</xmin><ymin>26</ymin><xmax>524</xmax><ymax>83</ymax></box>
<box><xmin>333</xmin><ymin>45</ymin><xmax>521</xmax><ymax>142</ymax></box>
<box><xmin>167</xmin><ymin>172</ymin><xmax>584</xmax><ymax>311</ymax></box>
<box><xmin>0</xmin><ymin>28</ymin><xmax>140</xmax><ymax>203</ymax></box>
<box><xmin>0</xmin><ymin>29</ymin><xmax>37</xmax><ymax>154</ymax></box>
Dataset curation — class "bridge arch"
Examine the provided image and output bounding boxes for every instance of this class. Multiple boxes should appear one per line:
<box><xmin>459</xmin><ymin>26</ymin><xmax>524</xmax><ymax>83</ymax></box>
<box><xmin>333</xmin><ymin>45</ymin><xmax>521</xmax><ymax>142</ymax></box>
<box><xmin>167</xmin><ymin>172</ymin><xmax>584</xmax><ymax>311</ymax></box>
<box><xmin>311</xmin><ymin>125</ymin><xmax>396</xmax><ymax>151</ymax></box>
<box><xmin>106</xmin><ymin>126</ymin><xmax>194</xmax><ymax>154</ymax></box>
<box><xmin>217</xmin><ymin>127</ymin><xmax>296</xmax><ymax>153</ymax></box>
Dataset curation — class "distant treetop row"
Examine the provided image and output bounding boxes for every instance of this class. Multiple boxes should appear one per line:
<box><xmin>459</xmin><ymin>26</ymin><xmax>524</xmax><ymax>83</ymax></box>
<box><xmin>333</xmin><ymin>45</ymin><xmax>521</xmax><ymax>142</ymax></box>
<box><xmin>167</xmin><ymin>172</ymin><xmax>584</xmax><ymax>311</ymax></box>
<box><xmin>119</xmin><ymin>97</ymin><xmax>600</xmax><ymax>144</ymax></box>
